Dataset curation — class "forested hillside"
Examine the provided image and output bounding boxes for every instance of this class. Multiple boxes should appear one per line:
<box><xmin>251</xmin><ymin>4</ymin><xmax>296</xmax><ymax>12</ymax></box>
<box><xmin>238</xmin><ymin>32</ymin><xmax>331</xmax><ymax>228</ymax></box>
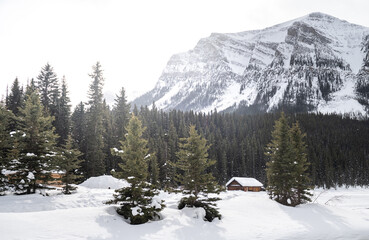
<box><xmin>132</xmin><ymin>108</ymin><xmax>369</xmax><ymax>188</ymax></box>
<box><xmin>1</xmin><ymin>63</ymin><xmax>369</xmax><ymax>193</ymax></box>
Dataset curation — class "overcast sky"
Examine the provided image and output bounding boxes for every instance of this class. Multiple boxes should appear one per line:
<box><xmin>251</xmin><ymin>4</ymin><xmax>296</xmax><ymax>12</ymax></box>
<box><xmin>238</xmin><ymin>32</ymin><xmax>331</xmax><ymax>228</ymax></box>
<box><xmin>1</xmin><ymin>0</ymin><xmax>369</xmax><ymax>107</ymax></box>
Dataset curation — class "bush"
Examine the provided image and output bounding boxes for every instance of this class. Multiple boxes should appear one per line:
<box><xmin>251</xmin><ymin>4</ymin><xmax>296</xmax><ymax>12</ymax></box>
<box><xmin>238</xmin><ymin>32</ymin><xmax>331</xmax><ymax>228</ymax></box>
<box><xmin>178</xmin><ymin>196</ymin><xmax>221</xmax><ymax>222</ymax></box>
<box><xmin>106</xmin><ymin>182</ymin><xmax>165</xmax><ymax>225</ymax></box>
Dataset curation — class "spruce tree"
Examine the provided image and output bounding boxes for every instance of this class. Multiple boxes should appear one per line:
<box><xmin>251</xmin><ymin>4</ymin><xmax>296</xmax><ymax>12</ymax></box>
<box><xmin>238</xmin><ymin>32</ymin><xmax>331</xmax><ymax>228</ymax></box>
<box><xmin>265</xmin><ymin>113</ymin><xmax>311</xmax><ymax>206</ymax></box>
<box><xmin>110</xmin><ymin>87</ymin><xmax>130</xmax><ymax>172</ymax></box>
<box><xmin>24</xmin><ymin>79</ymin><xmax>37</xmax><ymax>102</ymax></box>
<box><xmin>266</xmin><ymin>113</ymin><xmax>294</xmax><ymax>205</ymax></box>
<box><xmin>7</xmin><ymin>78</ymin><xmax>23</xmax><ymax>116</ymax></box>
<box><xmin>36</xmin><ymin>63</ymin><xmax>59</xmax><ymax>113</ymax></box>
<box><xmin>175</xmin><ymin>125</ymin><xmax>221</xmax><ymax>222</ymax></box>
<box><xmin>71</xmin><ymin>102</ymin><xmax>87</xmax><ymax>154</ymax></box>
<box><xmin>85</xmin><ymin>62</ymin><xmax>106</xmax><ymax>177</ymax></box>
<box><xmin>55</xmin><ymin>76</ymin><xmax>71</xmax><ymax>146</ymax></box>
<box><xmin>289</xmin><ymin>122</ymin><xmax>312</xmax><ymax>205</ymax></box>
<box><xmin>10</xmin><ymin>91</ymin><xmax>59</xmax><ymax>194</ymax></box>
<box><xmin>112</xmin><ymin>87</ymin><xmax>130</xmax><ymax>144</ymax></box>
<box><xmin>58</xmin><ymin>136</ymin><xmax>84</xmax><ymax>194</ymax></box>
<box><xmin>148</xmin><ymin>154</ymin><xmax>159</xmax><ymax>186</ymax></box>
<box><xmin>162</xmin><ymin>119</ymin><xmax>178</xmax><ymax>189</ymax></box>
<box><xmin>107</xmin><ymin>115</ymin><xmax>164</xmax><ymax>225</ymax></box>
<box><xmin>102</xmin><ymin>99</ymin><xmax>114</xmax><ymax>173</ymax></box>
<box><xmin>0</xmin><ymin>105</ymin><xmax>14</xmax><ymax>195</ymax></box>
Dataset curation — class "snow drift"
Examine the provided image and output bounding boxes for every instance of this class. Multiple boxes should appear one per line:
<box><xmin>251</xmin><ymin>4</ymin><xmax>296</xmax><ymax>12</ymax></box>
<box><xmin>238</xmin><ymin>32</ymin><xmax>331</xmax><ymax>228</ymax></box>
<box><xmin>79</xmin><ymin>175</ymin><xmax>129</xmax><ymax>189</ymax></box>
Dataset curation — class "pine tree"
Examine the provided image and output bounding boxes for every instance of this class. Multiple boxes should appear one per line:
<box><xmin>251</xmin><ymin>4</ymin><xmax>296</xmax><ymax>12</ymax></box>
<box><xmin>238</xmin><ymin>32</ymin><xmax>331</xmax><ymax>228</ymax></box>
<box><xmin>148</xmin><ymin>154</ymin><xmax>159</xmax><ymax>186</ymax></box>
<box><xmin>112</xmin><ymin>87</ymin><xmax>130</xmax><ymax>144</ymax></box>
<box><xmin>10</xmin><ymin>91</ymin><xmax>59</xmax><ymax>194</ymax></box>
<box><xmin>110</xmin><ymin>87</ymin><xmax>130</xmax><ymax>172</ymax></box>
<box><xmin>266</xmin><ymin>113</ymin><xmax>294</xmax><ymax>205</ymax></box>
<box><xmin>55</xmin><ymin>76</ymin><xmax>71</xmax><ymax>146</ymax></box>
<box><xmin>24</xmin><ymin>79</ymin><xmax>37</xmax><ymax>102</ymax></box>
<box><xmin>85</xmin><ymin>62</ymin><xmax>106</xmax><ymax>177</ymax></box>
<box><xmin>162</xmin><ymin>119</ymin><xmax>178</xmax><ymax>189</ymax></box>
<box><xmin>58</xmin><ymin>136</ymin><xmax>84</xmax><ymax>194</ymax></box>
<box><xmin>36</xmin><ymin>63</ymin><xmax>59</xmax><ymax>113</ymax></box>
<box><xmin>175</xmin><ymin>125</ymin><xmax>221</xmax><ymax>222</ymax></box>
<box><xmin>107</xmin><ymin>115</ymin><xmax>164</xmax><ymax>225</ymax></box>
<box><xmin>71</xmin><ymin>102</ymin><xmax>87</xmax><ymax>153</ymax></box>
<box><xmin>0</xmin><ymin>105</ymin><xmax>14</xmax><ymax>195</ymax></box>
<box><xmin>70</xmin><ymin>102</ymin><xmax>87</xmax><ymax>177</ymax></box>
<box><xmin>102</xmin><ymin>99</ymin><xmax>114</xmax><ymax>173</ymax></box>
<box><xmin>289</xmin><ymin>122</ymin><xmax>312</xmax><ymax>205</ymax></box>
<box><xmin>7</xmin><ymin>78</ymin><xmax>23</xmax><ymax>116</ymax></box>
<box><xmin>265</xmin><ymin>113</ymin><xmax>311</xmax><ymax>206</ymax></box>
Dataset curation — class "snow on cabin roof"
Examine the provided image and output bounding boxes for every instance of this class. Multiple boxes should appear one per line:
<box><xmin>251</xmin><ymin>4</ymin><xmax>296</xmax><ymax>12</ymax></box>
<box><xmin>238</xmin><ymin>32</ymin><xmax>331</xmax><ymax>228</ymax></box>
<box><xmin>226</xmin><ymin>177</ymin><xmax>263</xmax><ymax>187</ymax></box>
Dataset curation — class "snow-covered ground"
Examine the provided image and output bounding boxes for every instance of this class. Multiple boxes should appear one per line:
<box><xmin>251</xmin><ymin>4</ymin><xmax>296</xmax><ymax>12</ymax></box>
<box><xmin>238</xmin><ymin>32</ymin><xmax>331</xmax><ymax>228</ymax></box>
<box><xmin>1</xmin><ymin>176</ymin><xmax>369</xmax><ymax>240</ymax></box>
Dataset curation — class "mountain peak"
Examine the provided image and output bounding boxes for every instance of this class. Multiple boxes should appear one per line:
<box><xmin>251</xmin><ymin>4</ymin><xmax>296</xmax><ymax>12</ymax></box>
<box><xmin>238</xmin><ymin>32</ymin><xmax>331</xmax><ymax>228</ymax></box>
<box><xmin>133</xmin><ymin>14</ymin><xmax>369</xmax><ymax>115</ymax></box>
<box><xmin>307</xmin><ymin>12</ymin><xmax>338</xmax><ymax>20</ymax></box>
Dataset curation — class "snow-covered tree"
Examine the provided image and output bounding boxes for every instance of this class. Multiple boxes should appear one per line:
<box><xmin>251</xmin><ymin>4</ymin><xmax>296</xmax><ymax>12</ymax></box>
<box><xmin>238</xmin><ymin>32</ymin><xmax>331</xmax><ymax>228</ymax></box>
<box><xmin>174</xmin><ymin>125</ymin><xmax>221</xmax><ymax>222</ymax></box>
<box><xmin>0</xmin><ymin>105</ymin><xmax>14</xmax><ymax>195</ymax></box>
<box><xmin>107</xmin><ymin>115</ymin><xmax>164</xmax><ymax>225</ymax></box>
<box><xmin>9</xmin><ymin>91</ymin><xmax>59</xmax><ymax>194</ymax></box>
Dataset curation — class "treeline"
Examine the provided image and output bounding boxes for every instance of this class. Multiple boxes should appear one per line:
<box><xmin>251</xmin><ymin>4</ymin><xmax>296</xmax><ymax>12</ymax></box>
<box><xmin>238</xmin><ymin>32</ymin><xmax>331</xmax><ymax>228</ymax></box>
<box><xmin>1</xmin><ymin>62</ymin><xmax>369</xmax><ymax>192</ymax></box>
<box><xmin>135</xmin><ymin>108</ymin><xmax>369</xmax><ymax>188</ymax></box>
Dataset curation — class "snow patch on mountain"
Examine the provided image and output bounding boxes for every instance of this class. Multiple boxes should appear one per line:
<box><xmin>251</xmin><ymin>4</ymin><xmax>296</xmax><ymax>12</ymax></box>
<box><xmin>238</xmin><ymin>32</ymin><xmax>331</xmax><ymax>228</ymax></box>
<box><xmin>133</xmin><ymin>13</ymin><xmax>369</xmax><ymax>115</ymax></box>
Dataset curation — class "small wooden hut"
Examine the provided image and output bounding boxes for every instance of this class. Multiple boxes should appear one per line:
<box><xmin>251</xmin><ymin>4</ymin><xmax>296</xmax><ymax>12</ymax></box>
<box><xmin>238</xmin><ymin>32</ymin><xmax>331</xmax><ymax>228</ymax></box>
<box><xmin>226</xmin><ymin>177</ymin><xmax>263</xmax><ymax>192</ymax></box>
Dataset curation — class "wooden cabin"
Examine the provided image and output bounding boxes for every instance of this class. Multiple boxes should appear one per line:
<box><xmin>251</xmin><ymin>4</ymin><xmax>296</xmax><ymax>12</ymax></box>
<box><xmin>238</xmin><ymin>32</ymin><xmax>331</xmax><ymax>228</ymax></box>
<box><xmin>226</xmin><ymin>177</ymin><xmax>263</xmax><ymax>192</ymax></box>
<box><xmin>6</xmin><ymin>171</ymin><xmax>65</xmax><ymax>187</ymax></box>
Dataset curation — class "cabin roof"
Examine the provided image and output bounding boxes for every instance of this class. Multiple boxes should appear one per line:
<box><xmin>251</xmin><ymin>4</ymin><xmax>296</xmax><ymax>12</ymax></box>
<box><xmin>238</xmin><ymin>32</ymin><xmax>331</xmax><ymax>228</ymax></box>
<box><xmin>226</xmin><ymin>177</ymin><xmax>263</xmax><ymax>187</ymax></box>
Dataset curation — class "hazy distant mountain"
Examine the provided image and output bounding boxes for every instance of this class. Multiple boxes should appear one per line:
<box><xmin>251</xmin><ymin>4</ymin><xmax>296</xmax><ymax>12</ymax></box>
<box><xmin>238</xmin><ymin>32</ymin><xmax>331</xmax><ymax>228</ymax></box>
<box><xmin>133</xmin><ymin>12</ymin><xmax>369</xmax><ymax>115</ymax></box>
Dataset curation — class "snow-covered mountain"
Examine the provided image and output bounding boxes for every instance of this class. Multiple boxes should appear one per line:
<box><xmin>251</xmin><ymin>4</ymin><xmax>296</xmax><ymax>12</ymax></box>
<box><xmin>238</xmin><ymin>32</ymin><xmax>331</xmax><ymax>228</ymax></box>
<box><xmin>133</xmin><ymin>13</ymin><xmax>369</xmax><ymax>114</ymax></box>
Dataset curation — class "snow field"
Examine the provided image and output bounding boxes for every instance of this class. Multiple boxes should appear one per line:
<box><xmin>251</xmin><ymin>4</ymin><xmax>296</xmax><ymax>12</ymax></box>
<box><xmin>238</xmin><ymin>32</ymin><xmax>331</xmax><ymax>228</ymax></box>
<box><xmin>1</xmin><ymin>176</ymin><xmax>369</xmax><ymax>240</ymax></box>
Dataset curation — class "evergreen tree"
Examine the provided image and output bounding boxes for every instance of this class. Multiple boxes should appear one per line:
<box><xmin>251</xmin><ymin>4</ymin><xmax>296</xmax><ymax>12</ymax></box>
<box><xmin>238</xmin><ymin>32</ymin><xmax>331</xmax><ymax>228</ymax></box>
<box><xmin>112</xmin><ymin>87</ymin><xmax>130</xmax><ymax>144</ymax></box>
<box><xmin>85</xmin><ymin>62</ymin><xmax>105</xmax><ymax>177</ymax></box>
<box><xmin>36</xmin><ymin>63</ymin><xmax>59</xmax><ymax>113</ymax></box>
<box><xmin>10</xmin><ymin>91</ymin><xmax>59</xmax><ymax>194</ymax></box>
<box><xmin>110</xmin><ymin>87</ymin><xmax>130</xmax><ymax>172</ymax></box>
<box><xmin>58</xmin><ymin>136</ymin><xmax>84</xmax><ymax>194</ymax></box>
<box><xmin>55</xmin><ymin>76</ymin><xmax>71</xmax><ymax>146</ymax></box>
<box><xmin>24</xmin><ymin>79</ymin><xmax>37</xmax><ymax>102</ymax></box>
<box><xmin>175</xmin><ymin>125</ymin><xmax>221</xmax><ymax>221</ymax></box>
<box><xmin>265</xmin><ymin>113</ymin><xmax>311</xmax><ymax>206</ymax></box>
<box><xmin>148</xmin><ymin>154</ymin><xmax>159</xmax><ymax>186</ymax></box>
<box><xmin>102</xmin><ymin>99</ymin><xmax>115</xmax><ymax>173</ymax></box>
<box><xmin>71</xmin><ymin>102</ymin><xmax>87</xmax><ymax>176</ymax></box>
<box><xmin>289</xmin><ymin>122</ymin><xmax>312</xmax><ymax>205</ymax></box>
<box><xmin>71</xmin><ymin>102</ymin><xmax>87</xmax><ymax>152</ymax></box>
<box><xmin>266</xmin><ymin>113</ymin><xmax>294</xmax><ymax>205</ymax></box>
<box><xmin>107</xmin><ymin>115</ymin><xmax>164</xmax><ymax>225</ymax></box>
<box><xmin>162</xmin><ymin>119</ymin><xmax>178</xmax><ymax>189</ymax></box>
<box><xmin>0</xmin><ymin>105</ymin><xmax>14</xmax><ymax>195</ymax></box>
<box><xmin>7</xmin><ymin>78</ymin><xmax>23</xmax><ymax>116</ymax></box>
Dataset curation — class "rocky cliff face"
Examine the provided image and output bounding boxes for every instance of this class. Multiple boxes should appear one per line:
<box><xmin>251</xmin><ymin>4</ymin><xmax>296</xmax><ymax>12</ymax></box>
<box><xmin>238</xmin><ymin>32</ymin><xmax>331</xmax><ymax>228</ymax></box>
<box><xmin>133</xmin><ymin>13</ymin><xmax>369</xmax><ymax>115</ymax></box>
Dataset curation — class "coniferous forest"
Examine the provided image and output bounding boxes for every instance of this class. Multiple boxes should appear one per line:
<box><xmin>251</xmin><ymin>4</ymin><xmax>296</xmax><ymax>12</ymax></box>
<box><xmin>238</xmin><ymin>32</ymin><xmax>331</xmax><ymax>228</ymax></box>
<box><xmin>1</xmin><ymin>62</ymin><xmax>369</xmax><ymax>195</ymax></box>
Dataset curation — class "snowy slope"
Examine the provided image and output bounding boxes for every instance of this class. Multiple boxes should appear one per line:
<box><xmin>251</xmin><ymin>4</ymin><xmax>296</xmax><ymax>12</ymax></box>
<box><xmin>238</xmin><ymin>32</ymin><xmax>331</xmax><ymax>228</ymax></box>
<box><xmin>133</xmin><ymin>13</ymin><xmax>369</xmax><ymax>115</ymax></box>
<box><xmin>1</xmin><ymin>176</ymin><xmax>369</xmax><ymax>240</ymax></box>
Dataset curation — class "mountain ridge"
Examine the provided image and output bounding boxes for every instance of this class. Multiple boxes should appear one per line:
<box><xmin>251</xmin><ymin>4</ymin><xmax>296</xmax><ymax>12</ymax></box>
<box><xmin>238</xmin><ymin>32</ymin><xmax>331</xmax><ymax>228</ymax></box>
<box><xmin>132</xmin><ymin>12</ymin><xmax>369</xmax><ymax>115</ymax></box>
